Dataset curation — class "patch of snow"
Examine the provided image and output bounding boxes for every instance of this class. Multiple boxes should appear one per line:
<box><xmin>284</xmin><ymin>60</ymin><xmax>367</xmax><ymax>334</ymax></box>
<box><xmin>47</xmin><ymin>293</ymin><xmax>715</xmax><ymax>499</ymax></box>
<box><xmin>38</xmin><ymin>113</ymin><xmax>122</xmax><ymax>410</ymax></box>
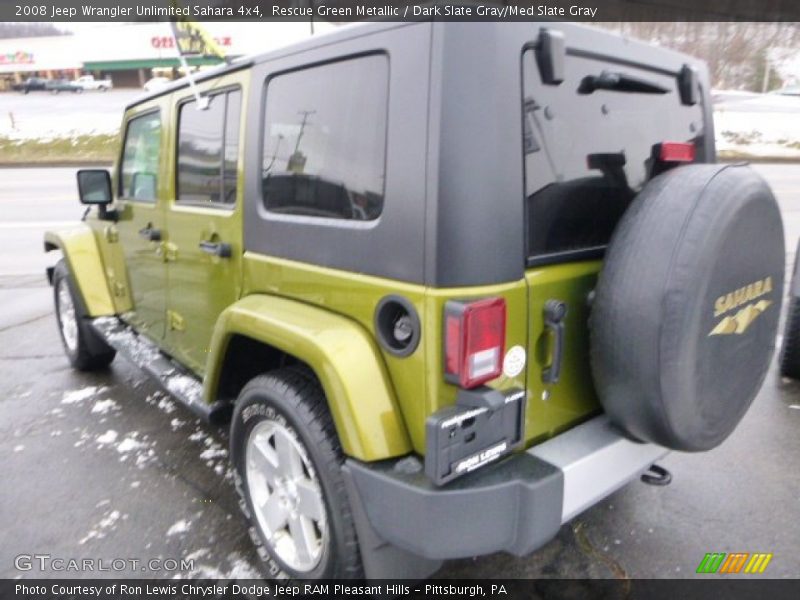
<box><xmin>199</xmin><ymin>445</ymin><xmax>227</xmax><ymax>461</ymax></box>
<box><xmin>13</xmin><ymin>445</ymin><xmax>24</xmax><ymax>453</ymax></box>
<box><xmin>165</xmin><ymin>374</ymin><xmax>202</xmax><ymax>405</ymax></box>
<box><xmin>188</xmin><ymin>430</ymin><xmax>205</xmax><ymax>442</ymax></box>
<box><xmin>170</xmin><ymin>418</ymin><xmax>186</xmax><ymax>431</ymax></box>
<box><xmin>130</xmin><ymin>481</ymin><xmax>141</xmax><ymax>488</ymax></box>
<box><xmin>117</xmin><ymin>436</ymin><xmax>147</xmax><ymax>454</ymax></box>
<box><xmin>714</xmin><ymin>105</ymin><xmax>800</xmax><ymax>159</ymax></box>
<box><xmin>157</xmin><ymin>397</ymin><xmax>176</xmax><ymax>414</ymax></box>
<box><xmin>78</xmin><ymin>510</ymin><xmax>121</xmax><ymax>545</ymax></box>
<box><xmin>225</xmin><ymin>553</ymin><xmax>260</xmax><ymax>579</ymax></box>
<box><xmin>96</xmin><ymin>430</ymin><xmax>118</xmax><ymax>445</ymax></box>
<box><xmin>789</xmin><ymin>404</ymin><xmax>800</xmax><ymax>410</ymax></box>
<box><xmin>167</xmin><ymin>519</ymin><xmax>192</xmax><ymax>536</ymax></box>
<box><xmin>91</xmin><ymin>399</ymin><xmax>120</xmax><ymax>415</ymax></box>
<box><xmin>50</xmin><ymin>430</ymin><xmax>62</xmax><ymax>437</ymax></box>
<box><xmin>185</xmin><ymin>548</ymin><xmax>210</xmax><ymax>562</ymax></box>
<box><xmin>62</xmin><ymin>386</ymin><xmax>106</xmax><ymax>405</ymax></box>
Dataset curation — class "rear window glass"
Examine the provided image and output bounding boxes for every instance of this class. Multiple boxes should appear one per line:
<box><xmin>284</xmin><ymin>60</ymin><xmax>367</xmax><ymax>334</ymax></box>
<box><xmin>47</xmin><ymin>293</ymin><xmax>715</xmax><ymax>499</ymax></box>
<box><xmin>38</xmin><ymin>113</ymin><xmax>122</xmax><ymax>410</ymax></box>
<box><xmin>261</xmin><ymin>55</ymin><xmax>388</xmax><ymax>221</ymax></box>
<box><xmin>522</xmin><ymin>49</ymin><xmax>704</xmax><ymax>262</ymax></box>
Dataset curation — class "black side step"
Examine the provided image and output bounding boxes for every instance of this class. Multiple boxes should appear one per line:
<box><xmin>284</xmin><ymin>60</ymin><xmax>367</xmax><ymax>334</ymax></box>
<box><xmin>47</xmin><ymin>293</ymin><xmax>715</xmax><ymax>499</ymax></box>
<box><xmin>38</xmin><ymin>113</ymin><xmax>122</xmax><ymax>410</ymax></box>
<box><xmin>90</xmin><ymin>316</ymin><xmax>228</xmax><ymax>422</ymax></box>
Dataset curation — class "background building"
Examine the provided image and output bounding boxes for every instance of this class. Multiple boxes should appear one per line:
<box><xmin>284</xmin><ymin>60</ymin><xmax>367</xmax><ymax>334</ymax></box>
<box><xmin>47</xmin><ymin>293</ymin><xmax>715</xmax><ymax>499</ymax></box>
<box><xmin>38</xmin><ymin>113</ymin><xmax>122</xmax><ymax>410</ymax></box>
<box><xmin>0</xmin><ymin>22</ymin><xmax>329</xmax><ymax>90</ymax></box>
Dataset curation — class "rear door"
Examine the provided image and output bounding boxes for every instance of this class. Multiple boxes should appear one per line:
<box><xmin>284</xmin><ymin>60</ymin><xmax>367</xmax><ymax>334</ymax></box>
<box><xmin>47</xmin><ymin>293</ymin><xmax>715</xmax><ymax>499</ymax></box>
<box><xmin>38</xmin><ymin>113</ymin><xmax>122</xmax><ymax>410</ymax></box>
<box><xmin>115</xmin><ymin>108</ymin><xmax>168</xmax><ymax>340</ymax></box>
<box><xmin>521</xmin><ymin>42</ymin><xmax>706</xmax><ymax>440</ymax></box>
<box><xmin>164</xmin><ymin>83</ymin><xmax>244</xmax><ymax>375</ymax></box>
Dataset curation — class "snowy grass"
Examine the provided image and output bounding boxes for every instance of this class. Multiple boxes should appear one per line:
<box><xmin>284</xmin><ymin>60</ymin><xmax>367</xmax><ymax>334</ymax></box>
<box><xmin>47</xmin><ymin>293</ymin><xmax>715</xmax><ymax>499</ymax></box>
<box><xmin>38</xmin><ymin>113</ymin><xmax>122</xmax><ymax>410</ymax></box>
<box><xmin>0</xmin><ymin>133</ymin><xmax>116</xmax><ymax>164</ymax></box>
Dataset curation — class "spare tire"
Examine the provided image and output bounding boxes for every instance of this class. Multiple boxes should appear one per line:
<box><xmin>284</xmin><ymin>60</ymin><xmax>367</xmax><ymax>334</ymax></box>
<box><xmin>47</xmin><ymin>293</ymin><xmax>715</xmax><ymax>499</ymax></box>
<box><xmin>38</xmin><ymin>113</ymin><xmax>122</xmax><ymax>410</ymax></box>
<box><xmin>590</xmin><ymin>164</ymin><xmax>784</xmax><ymax>451</ymax></box>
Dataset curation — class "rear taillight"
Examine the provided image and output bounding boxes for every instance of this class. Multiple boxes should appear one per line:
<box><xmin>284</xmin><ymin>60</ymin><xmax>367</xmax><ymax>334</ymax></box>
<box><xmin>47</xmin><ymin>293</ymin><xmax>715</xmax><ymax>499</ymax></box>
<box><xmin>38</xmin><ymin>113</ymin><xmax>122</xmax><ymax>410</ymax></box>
<box><xmin>444</xmin><ymin>298</ymin><xmax>506</xmax><ymax>389</ymax></box>
<box><xmin>659</xmin><ymin>141</ymin><xmax>696</xmax><ymax>163</ymax></box>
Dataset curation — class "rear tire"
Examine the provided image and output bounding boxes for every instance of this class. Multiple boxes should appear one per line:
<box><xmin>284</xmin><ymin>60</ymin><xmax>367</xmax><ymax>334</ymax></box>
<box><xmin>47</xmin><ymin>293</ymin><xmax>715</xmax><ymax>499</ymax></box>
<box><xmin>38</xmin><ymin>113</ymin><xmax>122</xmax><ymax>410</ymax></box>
<box><xmin>780</xmin><ymin>297</ymin><xmax>800</xmax><ymax>379</ymax></box>
<box><xmin>53</xmin><ymin>260</ymin><xmax>115</xmax><ymax>371</ymax></box>
<box><xmin>230</xmin><ymin>368</ymin><xmax>362</xmax><ymax>580</ymax></box>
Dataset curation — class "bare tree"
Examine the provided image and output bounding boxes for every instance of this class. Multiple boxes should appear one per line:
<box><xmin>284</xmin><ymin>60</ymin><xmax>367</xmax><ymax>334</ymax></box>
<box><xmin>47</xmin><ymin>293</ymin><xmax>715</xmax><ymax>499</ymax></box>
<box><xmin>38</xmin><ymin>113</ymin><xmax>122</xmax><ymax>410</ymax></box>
<box><xmin>599</xmin><ymin>22</ymin><xmax>800</xmax><ymax>91</ymax></box>
<box><xmin>0</xmin><ymin>23</ymin><xmax>71</xmax><ymax>39</ymax></box>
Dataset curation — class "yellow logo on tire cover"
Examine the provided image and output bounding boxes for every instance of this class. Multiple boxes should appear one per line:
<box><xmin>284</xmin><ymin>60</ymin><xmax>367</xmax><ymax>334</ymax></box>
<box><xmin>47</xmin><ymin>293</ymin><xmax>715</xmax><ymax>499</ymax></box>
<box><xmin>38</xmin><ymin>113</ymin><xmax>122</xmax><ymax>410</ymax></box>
<box><xmin>709</xmin><ymin>277</ymin><xmax>773</xmax><ymax>336</ymax></box>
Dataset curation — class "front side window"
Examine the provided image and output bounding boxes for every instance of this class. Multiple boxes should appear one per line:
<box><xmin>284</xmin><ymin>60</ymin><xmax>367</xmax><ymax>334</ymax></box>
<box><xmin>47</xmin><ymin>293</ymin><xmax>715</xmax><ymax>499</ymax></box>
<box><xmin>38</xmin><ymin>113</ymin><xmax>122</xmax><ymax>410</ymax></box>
<box><xmin>261</xmin><ymin>55</ymin><xmax>388</xmax><ymax>221</ymax></box>
<box><xmin>177</xmin><ymin>89</ymin><xmax>242</xmax><ymax>206</ymax></box>
<box><xmin>120</xmin><ymin>111</ymin><xmax>161</xmax><ymax>201</ymax></box>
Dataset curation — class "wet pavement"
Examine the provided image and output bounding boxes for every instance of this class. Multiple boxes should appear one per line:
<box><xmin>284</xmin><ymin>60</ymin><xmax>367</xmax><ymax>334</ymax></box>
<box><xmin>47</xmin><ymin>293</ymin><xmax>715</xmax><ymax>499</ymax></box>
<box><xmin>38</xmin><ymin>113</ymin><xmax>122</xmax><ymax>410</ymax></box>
<box><xmin>1</xmin><ymin>166</ymin><xmax>799</xmax><ymax>579</ymax></box>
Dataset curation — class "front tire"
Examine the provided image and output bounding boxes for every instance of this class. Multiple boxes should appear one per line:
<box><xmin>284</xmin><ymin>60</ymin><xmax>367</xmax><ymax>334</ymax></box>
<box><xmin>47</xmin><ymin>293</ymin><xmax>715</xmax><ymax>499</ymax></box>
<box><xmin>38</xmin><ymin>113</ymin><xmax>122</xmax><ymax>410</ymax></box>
<box><xmin>53</xmin><ymin>260</ymin><xmax>115</xmax><ymax>371</ymax></box>
<box><xmin>230</xmin><ymin>368</ymin><xmax>362</xmax><ymax>580</ymax></box>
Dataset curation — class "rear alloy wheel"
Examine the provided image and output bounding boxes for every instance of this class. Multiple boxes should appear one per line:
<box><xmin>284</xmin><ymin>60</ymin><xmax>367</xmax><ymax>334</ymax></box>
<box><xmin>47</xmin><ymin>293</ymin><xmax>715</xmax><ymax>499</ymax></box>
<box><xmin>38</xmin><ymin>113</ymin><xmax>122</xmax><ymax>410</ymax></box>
<box><xmin>246</xmin><ymin>419</ymin><xmax>327</xmax><ymax>572</ymax></box>
<box><xmin>230</xmin><ymin>369</ymin><xmax>362</xmax><ymax>580</ymax></box>
<box><xmin>53</xmin><ymin>260</ymin><xmax>116</xmax><ymax>371</ymax></box>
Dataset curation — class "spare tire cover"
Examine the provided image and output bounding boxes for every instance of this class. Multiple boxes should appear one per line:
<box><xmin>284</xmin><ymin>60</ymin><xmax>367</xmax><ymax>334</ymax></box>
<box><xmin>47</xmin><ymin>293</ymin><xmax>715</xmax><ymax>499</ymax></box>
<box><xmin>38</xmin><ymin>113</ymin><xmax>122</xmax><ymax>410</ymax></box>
<box><xmin>590</xmin><ymin>164</ymin><xmax>784</xmax><ymax>451</ymax></box>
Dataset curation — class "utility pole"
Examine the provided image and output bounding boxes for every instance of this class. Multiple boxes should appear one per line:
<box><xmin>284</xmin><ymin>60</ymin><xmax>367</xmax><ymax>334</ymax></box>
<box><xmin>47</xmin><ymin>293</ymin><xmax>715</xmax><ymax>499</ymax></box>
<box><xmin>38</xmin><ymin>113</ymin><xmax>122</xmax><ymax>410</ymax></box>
<box><xmin>294</xmin><ymin>110</ymin><xmax>315</xmax><ymax>153</ymax></box>
<box><xmin>762</xmin><ymin>52</ymin><xmax>771</xmax><ymax>93</ymax></box>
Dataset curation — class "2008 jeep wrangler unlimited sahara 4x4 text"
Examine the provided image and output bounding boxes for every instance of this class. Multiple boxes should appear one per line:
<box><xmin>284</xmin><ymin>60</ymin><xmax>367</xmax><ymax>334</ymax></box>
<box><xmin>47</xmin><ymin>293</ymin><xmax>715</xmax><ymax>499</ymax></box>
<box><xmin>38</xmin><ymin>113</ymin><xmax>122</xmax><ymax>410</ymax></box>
<box><xmin>45</xmin><ymin>21</ymin><xmax>784</xmax><ymax>580</ymax></box>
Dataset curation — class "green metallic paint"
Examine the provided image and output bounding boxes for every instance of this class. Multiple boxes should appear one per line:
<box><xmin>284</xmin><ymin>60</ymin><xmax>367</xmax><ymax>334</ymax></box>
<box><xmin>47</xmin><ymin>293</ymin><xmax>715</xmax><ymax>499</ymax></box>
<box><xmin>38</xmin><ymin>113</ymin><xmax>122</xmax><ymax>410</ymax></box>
<box><xmin>524</xmin><ymin>261</ymin><xmax>603</xmax><ymax>442</ymax></box>
<box><xmin>239</xmin><ymin>253</ymin><xmax>530</xmax><ymax>455</ymax></box>
<box><xmin>162</xmin><ymin>73</ymin><xmax>248</xmax><ymax>375</ymax></box>
<box><xmin>205</xmin><ymin>293</ymin><xmax>412</xmax><ymax>461</ymax></box>
<box><xmin>44</xmin><ymin>226</ymin><xmax>116</xmax><ymax>317</ymax></box>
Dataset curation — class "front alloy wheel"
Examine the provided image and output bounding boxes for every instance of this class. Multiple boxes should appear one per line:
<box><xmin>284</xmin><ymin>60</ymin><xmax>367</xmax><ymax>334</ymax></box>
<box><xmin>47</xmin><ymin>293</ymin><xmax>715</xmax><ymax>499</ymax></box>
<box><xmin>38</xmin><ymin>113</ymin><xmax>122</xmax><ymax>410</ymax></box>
<box><xmin>56</xmin><ymin>276</ymin><xmax>79</xmax><ymax>352</ymax></box>
<box><xmin>52</xmin><ymin>259</ymin><xmax>115</xmax><ymax>371</ymax></box>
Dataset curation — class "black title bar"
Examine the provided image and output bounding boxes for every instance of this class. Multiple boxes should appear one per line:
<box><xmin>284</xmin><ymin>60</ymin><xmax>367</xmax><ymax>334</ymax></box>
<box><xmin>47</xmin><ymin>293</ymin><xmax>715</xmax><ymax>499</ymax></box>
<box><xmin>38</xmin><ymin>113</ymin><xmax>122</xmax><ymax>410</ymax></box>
<box><xmin>4</xmin><ymin>0</ymin><xmax>800</xmax><ymax>22</ymax></box>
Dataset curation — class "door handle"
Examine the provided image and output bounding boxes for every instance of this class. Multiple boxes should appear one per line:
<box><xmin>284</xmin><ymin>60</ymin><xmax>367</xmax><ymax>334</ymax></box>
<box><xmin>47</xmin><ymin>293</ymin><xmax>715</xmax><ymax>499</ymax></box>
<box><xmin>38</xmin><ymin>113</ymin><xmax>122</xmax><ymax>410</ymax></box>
<box><xmin>138</xmin><ymin>225</ymin><xmax>161</xmax><ymax>241</ymax></box>
<box><xmin>542</xmin><ymin>300</ymin><xmax>567</xmax><ymax>384</ymax></box>
<box><xmin>199</xmin><ymin>240</ymin><xmax>232</xmax><ymax>258</ymax></box>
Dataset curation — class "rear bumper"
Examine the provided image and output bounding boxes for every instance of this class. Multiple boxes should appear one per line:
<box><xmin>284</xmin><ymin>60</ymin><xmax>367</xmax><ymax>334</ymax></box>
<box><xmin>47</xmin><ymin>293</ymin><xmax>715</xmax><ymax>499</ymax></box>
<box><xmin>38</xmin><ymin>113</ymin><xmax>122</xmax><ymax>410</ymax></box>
<box><xmin>345</xmin><ymin>415</ymin><xmax>667</xmax><ymax>561</ymax></box>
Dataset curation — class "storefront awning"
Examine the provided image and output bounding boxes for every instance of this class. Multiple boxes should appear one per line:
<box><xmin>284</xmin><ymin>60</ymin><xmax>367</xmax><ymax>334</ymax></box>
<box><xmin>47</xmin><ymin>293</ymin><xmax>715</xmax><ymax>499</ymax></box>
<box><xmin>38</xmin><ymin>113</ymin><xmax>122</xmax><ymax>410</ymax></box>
<box><xmin>83</xmin><ymin>57</ymin><xmax>223</xmax><ymax>71</ymax></box>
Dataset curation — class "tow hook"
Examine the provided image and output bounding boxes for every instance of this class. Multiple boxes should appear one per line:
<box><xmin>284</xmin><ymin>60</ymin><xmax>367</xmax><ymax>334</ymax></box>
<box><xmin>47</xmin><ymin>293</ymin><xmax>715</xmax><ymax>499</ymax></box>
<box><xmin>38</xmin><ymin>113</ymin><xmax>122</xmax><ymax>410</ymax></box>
<box><xmin>641</xmin><ymin>464</ymin><xmax>672</xmax><ymax>486</ymax></box>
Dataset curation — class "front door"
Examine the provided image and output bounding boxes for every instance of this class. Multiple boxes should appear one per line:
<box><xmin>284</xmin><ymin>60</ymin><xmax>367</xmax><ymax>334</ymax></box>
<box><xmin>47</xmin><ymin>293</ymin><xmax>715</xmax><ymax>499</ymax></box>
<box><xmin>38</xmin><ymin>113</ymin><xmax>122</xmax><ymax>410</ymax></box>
<box><xmin>164</xmin><ymin>86</ymin><xmax>244</xmax><ymax>375</ymax></box>
<box><xmin>115</xmin><ymin>108</ymin><xmax>168</xmax><ymax>340</ymax></box>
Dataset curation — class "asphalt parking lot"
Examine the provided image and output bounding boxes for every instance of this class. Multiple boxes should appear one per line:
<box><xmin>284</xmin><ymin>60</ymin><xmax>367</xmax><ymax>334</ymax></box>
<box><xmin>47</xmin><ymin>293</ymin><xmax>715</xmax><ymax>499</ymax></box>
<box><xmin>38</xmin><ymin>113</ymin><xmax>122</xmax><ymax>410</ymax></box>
<box><xmin>1</xmin><ymin>166</ymin><xmax>799</xmax><ymax>580</ymax></box>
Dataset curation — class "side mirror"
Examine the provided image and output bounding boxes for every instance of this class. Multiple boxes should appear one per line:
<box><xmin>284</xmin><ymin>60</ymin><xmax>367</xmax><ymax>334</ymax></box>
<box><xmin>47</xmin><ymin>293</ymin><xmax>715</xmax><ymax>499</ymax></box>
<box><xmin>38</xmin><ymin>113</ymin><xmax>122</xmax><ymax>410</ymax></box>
<box><xmin>77</xmin><ymin>169</ymin><xmax>112</xmax><ymax>205</ymax></box>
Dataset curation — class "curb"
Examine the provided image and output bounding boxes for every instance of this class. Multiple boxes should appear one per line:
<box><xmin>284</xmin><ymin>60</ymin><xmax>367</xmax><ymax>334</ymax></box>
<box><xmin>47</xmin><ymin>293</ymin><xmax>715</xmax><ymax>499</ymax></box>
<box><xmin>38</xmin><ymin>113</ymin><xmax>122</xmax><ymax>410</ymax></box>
<box><xmin>718</xmin><ymin>155</ymin><xmax>800</xmax><ymax>164</ymax></box>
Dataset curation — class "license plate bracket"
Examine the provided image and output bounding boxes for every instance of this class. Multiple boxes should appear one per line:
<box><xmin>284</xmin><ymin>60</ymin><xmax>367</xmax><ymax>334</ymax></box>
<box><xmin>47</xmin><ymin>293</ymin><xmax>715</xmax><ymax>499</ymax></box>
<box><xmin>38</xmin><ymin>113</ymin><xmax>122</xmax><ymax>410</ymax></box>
<box><xmin>425</xmin><ymin>387</ymin><xmax>525</xmax><ymax>485</ymax></box>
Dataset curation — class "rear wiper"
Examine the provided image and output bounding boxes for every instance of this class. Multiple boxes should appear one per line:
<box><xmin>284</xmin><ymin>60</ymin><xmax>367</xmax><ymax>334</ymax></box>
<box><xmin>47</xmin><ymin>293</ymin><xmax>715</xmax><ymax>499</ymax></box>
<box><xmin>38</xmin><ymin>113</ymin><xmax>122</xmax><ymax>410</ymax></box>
<box><xmin>578</xmin><ymin>71</ymin><xmax>670</xmax><ymax>95</ymax></box>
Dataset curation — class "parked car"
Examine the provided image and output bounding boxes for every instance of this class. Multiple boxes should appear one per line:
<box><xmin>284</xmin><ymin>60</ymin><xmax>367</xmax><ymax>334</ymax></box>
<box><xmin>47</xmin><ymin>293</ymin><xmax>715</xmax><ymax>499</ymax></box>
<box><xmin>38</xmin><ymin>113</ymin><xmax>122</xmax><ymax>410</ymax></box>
<box><xmin>11</xmin><ymin>77</ymin><xmax>48</xmax><ymax>93</ymax></box>
<box><xmin>143</xmin><ymin>76</ymin><xmax>171</xmax><ymax>92</ymax></box>
<box><xmin>45</xmin><ymin>21</ymin><xmax>784</xmax><ymax>581</ymax></box>
<box><xmin>75</xmin><ymin>75</ymin><xmax>113</xmax><ymax>91</ymax></box>
<box><xmin>46</xmin><ymin>78</ymin><xmax>83</xmax><ymax>94</ymax></box>
<box><xmin>774</xmin><ymin>85</ymin><xmax>800</xmax><ymax>97</ymax></box>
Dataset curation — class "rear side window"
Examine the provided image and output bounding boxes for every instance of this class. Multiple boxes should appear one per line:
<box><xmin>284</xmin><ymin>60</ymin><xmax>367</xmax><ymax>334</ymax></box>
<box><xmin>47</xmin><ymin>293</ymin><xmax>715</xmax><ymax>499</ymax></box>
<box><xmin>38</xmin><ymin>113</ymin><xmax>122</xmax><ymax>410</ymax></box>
<box><xmin>177</xmin><ymin>89</ymin><xmax>241</xmax><ymax>206</ymax></box>
<box><xmin>120</xmin><ymin>111</ymin><xmax>161</xmax><ymax>201</ymax></box>
<box><xmin>261</xmin><ymin>55</ymin><xmax>388</xmax><ymax>221</ymax></box>
<box><xmin>522</xmin><ymin>48</ymin><xmax>704</xmax><ymax>263</ymax></box>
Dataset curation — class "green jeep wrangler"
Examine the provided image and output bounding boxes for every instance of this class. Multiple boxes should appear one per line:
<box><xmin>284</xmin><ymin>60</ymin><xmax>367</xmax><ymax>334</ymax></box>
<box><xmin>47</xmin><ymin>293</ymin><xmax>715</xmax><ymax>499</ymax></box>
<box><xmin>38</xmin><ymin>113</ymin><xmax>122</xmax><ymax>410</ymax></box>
<box><xmin>45</xmin><ymin>21</ymin><xmax>784</xmax><ymax>580</ymax></box>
